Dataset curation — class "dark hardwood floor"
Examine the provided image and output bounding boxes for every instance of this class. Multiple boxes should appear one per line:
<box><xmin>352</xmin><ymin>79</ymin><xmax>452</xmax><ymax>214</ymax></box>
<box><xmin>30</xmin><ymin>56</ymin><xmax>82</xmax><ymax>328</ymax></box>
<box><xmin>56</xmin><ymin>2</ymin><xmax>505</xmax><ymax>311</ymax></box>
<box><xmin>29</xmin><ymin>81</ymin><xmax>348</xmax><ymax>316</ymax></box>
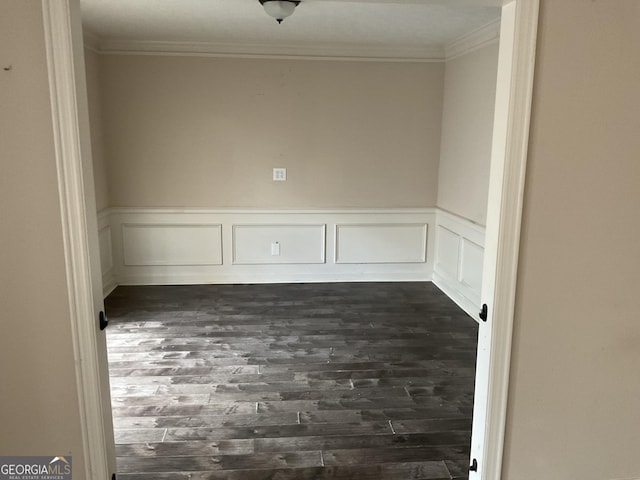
<box><xmin>105</xmin><ymin>282</ymin><xmax>477</xmax><ymax>479</ymax></box>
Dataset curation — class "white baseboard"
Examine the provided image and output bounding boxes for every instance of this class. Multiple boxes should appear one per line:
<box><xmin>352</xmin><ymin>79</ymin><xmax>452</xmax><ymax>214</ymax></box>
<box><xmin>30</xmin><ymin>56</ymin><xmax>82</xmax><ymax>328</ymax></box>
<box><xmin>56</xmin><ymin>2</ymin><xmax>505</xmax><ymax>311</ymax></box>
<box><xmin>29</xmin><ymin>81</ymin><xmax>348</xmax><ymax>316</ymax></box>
<box><xmin>116</xmin><ymin>271</ymin><xmax>433</xmax><ymax>286</ymax></box>
<box><xmin>102</xmin><ymin>278</ymin><xmax>117</xmax><ymax>298</ymax></box>
<box><xmin>98</xmin><ymin>208</ymin><xmax>436</xmax><ymax>295</ymax></box>
<box><xmin>432</xmin><ymin>271</ymin><xmax>480</xmax><ymax>321</ymax></box>
<box><xmin>433</xmin><ymin>209</ymin><xmax>486</xmax><ymax>321</ymax></box>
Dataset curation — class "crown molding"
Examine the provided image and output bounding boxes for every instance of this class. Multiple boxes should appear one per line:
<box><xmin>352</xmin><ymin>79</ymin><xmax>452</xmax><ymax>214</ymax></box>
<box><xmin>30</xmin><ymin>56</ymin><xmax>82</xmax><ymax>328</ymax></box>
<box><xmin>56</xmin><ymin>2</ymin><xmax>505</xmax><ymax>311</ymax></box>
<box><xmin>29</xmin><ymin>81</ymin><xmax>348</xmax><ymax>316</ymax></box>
<box><xmin>445</xmin><ymin>19</ymin><xmax>500</xmax><ymax>61</ymax></box>
<box><xmin>83</xmin><ymin>31</ymin><xmax>101</xmax><ymax>53</ymax></box>
<box><xmin>83</xmin><ymin>20</ymin><xmax>501</xmax><ymax>63</ymax></box>
<box><xmin>91</xmin><ymin>38</ymin><xmax>445</xmax><ymax>62</ymax></box>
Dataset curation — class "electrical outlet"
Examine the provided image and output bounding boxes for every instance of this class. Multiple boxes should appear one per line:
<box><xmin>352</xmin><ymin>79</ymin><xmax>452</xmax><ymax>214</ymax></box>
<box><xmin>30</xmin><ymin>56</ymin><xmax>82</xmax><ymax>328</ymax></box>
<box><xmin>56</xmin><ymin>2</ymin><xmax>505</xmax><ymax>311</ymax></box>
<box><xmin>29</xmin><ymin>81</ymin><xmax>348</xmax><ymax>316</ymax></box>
<box><xmin>271</xmin><ymin>242</ymin><xmax>280</xmax><ymax>256</ymax></box>
<box><xmin>273</xmin><ymin>167</ymin><xmax>287</xmax><ymax>181</ymax></box>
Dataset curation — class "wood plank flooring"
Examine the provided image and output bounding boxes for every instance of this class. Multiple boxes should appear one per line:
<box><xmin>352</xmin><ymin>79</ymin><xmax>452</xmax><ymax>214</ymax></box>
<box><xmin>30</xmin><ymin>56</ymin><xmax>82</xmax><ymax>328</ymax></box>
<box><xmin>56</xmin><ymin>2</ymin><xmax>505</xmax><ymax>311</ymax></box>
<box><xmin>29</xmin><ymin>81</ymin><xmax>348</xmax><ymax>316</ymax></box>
<box><xmin>105</xmin><ymin>282</ymin><xmax>477</xmax><ymax>479</ymax></box>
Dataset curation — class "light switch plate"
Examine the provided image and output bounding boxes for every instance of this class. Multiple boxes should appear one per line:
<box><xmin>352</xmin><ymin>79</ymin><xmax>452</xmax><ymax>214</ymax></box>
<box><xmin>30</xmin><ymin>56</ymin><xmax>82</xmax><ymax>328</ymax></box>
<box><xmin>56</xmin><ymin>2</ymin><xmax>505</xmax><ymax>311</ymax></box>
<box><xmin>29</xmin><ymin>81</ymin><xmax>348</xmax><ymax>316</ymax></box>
<box><xmin>273</xmin><ymin>167</ymin><xmax>287</xmax><ymax>181</ymax></box>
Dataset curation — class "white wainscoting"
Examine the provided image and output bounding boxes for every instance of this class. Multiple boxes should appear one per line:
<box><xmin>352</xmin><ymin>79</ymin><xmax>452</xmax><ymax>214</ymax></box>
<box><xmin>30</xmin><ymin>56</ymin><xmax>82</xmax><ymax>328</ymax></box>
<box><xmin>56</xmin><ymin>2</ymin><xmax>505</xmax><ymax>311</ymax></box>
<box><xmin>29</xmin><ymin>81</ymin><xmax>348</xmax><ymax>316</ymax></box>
<box><xmin>433</xmin><ymin>210</ymin><xmax>486</xmax><ymax>321</ymax></box>
<box><xmin>97</xmin><ymin>208</ymin><xmax>436</xmax><ymax>289</ymax></box>
<box><xmin>98</xmin><ymin>211</ymin><xmax>116</xmax><ymax>297</ymax></box>
<box><xmin>122</xmin><ymin>224</ymin><xmax>222</xmax><ymax>266</ymax></box>
<box><xmin>335</xmin><ymin>224</ymin><xmax>428</xmax><ymax>264</ymax></box>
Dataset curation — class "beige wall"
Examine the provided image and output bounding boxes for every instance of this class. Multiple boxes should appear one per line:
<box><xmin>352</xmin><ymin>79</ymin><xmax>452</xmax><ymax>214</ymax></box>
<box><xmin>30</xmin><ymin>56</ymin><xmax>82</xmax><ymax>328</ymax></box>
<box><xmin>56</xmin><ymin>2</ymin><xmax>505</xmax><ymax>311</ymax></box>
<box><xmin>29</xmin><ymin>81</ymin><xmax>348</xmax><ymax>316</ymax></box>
<box><xmin>504</xmin><ymin>1</ymin><xmax>640</xmax><ymax>478</ymax></box>
<box><xmin>0</xmin><ymin>0</ymin><xmax>85</xmax><ymax>472</ymax></box>
<box><xmin>5</xmin><ymin>1</ymin><xmax>639</xmax><ymax>477</ymax></box>
<box><xmin>437</xmin><ymin>43</ymin><xmax>499</xmax><ymax>225</ymax></box>
<box><xmin>85</xmin><ymin>47</ymin><xmax>109</xmax><ymax>211</ymax></box>
<box><xmin>98</xmin><ymin>55</ymin><xmax>444</xmax><ymax>208</ymax></box>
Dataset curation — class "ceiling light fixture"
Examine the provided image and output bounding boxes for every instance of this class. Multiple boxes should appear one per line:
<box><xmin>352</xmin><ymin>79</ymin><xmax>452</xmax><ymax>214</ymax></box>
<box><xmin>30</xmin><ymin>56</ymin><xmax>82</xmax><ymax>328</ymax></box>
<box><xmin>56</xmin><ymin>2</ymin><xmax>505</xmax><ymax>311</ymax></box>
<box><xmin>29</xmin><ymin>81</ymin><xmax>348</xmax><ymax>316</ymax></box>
<box><xmin>259</xmin><ymin>0</ymin><xmax>300</xmax><ymax>24</ymax></box>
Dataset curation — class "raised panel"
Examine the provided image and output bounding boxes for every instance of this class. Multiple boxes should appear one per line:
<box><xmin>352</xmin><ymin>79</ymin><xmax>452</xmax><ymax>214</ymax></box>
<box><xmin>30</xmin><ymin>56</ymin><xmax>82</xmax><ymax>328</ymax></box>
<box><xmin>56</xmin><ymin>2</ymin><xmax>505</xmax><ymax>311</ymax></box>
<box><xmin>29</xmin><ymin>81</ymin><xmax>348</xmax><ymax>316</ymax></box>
<box><xmin>436</xmin><ymin>225</ymin><xmax>461</xmax><ymax>278</ymax></box>
<box><xmin>122</xmin><ymin>224</ymin><xmax>222</xmax><ymax>266</ymax></box>
<box><xmin>232</xmin><ymin>224</ymin><xmax>326</xmax><ymax>265</ymax></box>
<box><xmin>460</xmin><ymin>238</ymin><xmax>484</xmax><ymax>294</ymax></box>
<box><xmin>335</xmin><ymin>224</ymin><xmax>427</xmax><ymax>264</ymax></box>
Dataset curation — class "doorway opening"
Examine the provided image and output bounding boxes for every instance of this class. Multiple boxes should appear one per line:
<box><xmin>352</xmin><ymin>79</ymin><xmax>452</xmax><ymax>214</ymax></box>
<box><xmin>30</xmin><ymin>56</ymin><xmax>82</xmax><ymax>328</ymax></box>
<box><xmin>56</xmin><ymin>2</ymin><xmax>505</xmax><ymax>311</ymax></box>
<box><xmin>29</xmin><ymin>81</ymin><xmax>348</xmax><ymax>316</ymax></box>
<box><xmin>44</xmin><ymin>1</ymin><xmax>538</xmax><ymax>479</ymax></box>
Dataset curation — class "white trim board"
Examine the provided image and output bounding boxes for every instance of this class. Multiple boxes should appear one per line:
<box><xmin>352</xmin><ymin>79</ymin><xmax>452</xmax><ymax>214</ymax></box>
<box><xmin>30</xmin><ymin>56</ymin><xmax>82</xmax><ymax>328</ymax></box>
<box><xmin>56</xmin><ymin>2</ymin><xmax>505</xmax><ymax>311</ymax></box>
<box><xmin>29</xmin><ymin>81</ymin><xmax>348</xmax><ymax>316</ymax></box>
<box><xmin>43</xmin><ymin>1</ymin><xmax>114</xmax><ymax>478</ymax></box>
<box><xmin>470</xmin><ymin>1</ymin><xmax>539</xmax><ymax>479</ymax></box>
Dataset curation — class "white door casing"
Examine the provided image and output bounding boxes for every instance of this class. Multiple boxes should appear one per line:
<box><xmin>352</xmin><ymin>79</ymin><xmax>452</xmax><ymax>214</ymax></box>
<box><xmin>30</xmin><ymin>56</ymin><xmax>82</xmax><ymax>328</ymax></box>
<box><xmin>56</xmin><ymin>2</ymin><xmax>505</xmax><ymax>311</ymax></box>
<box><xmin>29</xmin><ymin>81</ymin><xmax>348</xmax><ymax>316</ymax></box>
<box><xmin>470</xmin><ymin>1</ymin><xmax>539</xmax><ymax>479</ymax></box>
<box><xmin>43</xmin><ymin>0</ymin><xmax>117</xmax><ymax>478</ymax></box>
<box><xmin>44</xmin><ymin>0</ymin><xmax>538</xmax><ymax>478</ymax></box>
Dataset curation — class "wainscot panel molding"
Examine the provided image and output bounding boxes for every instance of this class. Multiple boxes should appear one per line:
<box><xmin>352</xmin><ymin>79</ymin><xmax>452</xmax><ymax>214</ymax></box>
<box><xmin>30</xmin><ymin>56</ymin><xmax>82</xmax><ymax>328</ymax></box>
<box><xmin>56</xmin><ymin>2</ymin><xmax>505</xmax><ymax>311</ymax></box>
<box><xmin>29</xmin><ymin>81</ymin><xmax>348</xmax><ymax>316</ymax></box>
<box><xmin>98</xmin><ymin>210</ymin><xmax>116</xmax><ymax>297</ymax></box>
<box><xmin>98</xmin><ymin>208</ymin><xmax>436</xmax><ymax>291</ymax></box>
<box><xmin>122</xmin><ymin>224</ymin><xmax>222</xmax><ymax>266</ymax></box>
<box><xmin>233</xmin><ymin>224</ymin><xmax>326</xmax><ymax>265</ymax></box>
<box><xmin>336</xmin><ymin>223</ymin><xmax>428</xmax><ymax>264</ymax></box>
<box><xmin>433</xmin><ymin>209</ymin><xmax>486</xmax><ymax>320</ymax></box>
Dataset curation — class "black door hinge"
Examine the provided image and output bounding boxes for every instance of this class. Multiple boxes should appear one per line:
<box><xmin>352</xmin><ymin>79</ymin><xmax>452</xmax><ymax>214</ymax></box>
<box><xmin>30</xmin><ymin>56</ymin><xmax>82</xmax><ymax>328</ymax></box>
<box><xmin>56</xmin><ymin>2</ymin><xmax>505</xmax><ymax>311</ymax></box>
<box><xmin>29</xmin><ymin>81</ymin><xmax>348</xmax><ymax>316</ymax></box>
<box><xmin>469</xmin><ymin>458</ymin><xmax>478</xmax><ymax>472</ymax></box>
<box><xmin>99</xmin><ymin>311</ymin><xmax>109</xmax><ymax>331</ymax></box>
<box><xmin>479</xmin><ymin>304</ymin><xmax>488</xmax><ymax>322</ymax></box>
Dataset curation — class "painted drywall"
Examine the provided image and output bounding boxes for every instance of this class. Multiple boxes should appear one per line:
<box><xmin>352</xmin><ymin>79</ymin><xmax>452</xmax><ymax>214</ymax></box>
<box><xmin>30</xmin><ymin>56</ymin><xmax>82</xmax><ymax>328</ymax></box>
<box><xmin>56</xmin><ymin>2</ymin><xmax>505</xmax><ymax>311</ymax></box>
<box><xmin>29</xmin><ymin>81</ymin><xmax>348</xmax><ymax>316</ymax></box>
<box><xmin>7</xmin><ymin>2</ymin><xmax>638</xmax><ymax>479</ymax></box>
<box><xmin>85</xmin><ymin>47</ymin><xmax>109</xmax><ymax>211</ymax></box>
<box><xmin>437</xmin><ymin>42</ymin><xmax>499</xmax><ymax>226</ymax></box>
<box><xmin>0</xmin><ymin>0</ymin><xmax>86</xmax><ymax>473</ymax></box>
<box><xmin>503</xmin><ymin>1</ymin><xmax>640</xmax><ymax>478</ymax></box>
<box><xmin>98</xmin><ymin>55</ymin><xmax>444</xmax><ymax>208</ymax></box>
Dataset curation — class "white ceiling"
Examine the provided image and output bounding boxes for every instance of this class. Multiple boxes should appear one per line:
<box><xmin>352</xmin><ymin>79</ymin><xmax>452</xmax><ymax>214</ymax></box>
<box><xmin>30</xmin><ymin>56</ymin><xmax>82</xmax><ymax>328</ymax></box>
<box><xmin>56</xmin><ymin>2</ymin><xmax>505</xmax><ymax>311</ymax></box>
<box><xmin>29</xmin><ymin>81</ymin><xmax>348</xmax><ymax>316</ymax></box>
<box><xmin>80</xmin><ymin>0</ymin><xmax>502</xmax><ymax>60</ymax></box>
